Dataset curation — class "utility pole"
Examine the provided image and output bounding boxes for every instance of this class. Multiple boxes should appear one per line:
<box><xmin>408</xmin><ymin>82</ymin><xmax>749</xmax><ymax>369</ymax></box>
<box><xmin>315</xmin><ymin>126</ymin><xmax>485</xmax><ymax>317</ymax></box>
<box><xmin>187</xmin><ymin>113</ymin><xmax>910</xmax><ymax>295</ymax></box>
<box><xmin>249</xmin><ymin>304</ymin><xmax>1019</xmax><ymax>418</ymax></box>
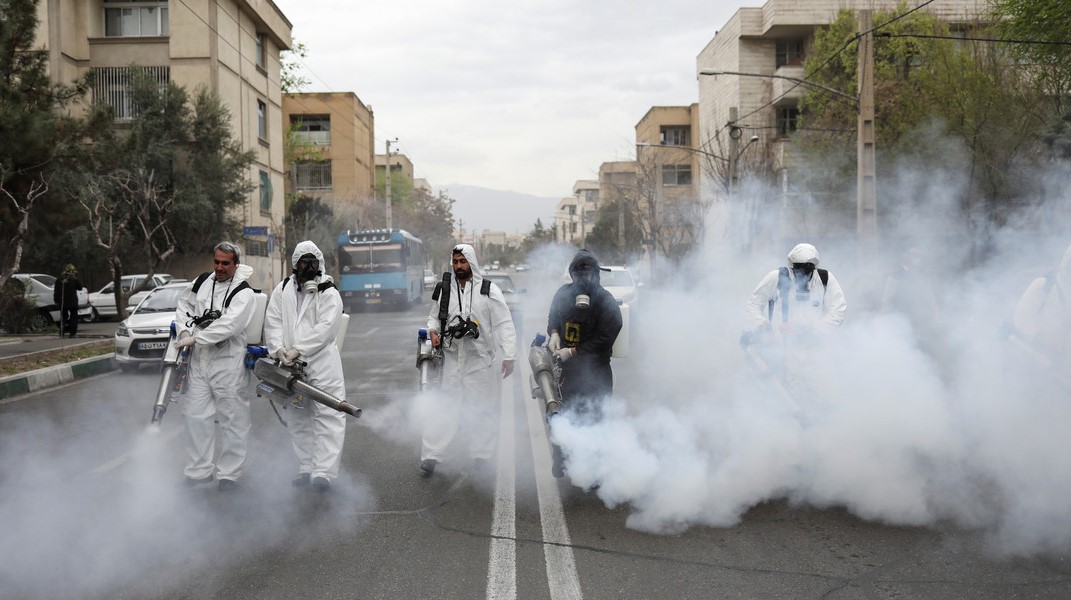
<box><xmin>857</xmin><ymin>10</ymin><xmax>877</xmax><ymax>248</ymax></box>
<box><xmin>385</xmin><ymin>138</ymin><xmax>397</xmax><ymax>230</ymax></box>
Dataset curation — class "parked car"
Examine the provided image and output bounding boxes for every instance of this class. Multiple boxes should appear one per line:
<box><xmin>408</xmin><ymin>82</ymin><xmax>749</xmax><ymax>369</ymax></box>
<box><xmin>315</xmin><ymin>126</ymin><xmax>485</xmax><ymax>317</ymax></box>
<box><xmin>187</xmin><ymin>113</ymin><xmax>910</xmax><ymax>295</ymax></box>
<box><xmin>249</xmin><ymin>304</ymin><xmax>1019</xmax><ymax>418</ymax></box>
<box><xmin>113</xmin><ymin>281</ymin><xmax>188</xmax><ymax>371</ymax></box>
<box><xmin>485</xmin><ymin>273</ymin><xmax>525</xmax><ymax>335</ymax></box>
<box><xmin>423</xmin><ymin>269</ymin><xmax>438</xmax><ymax>289</ymax></box>
<box><xmin>514</xmin><ymin>263</ymin><xmax>529</xmax><ymax>272</ymax></box>
<box><xmin>10</xmin><ymin>273</ymin><xmax>93</xmax><ymax>329</ymax></box>
<box><xmin>600</xmin><ymin>266</ymin><xmax>640</xmax><ymax>310</ymax></box>
<box><xmin>89</xmin><ymin>273</ymin><xmax>174</xmax><ymax>320</ymax></box>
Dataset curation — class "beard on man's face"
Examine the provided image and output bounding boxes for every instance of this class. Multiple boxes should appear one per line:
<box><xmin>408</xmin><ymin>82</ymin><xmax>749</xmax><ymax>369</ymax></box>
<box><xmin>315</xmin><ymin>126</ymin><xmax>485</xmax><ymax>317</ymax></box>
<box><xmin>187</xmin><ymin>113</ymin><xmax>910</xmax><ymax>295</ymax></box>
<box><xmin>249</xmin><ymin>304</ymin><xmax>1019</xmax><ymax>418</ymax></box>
<box><xmin>454</xmin><ymin>266</ymin><xmax>472</xmax><ymax>281</ymax></box>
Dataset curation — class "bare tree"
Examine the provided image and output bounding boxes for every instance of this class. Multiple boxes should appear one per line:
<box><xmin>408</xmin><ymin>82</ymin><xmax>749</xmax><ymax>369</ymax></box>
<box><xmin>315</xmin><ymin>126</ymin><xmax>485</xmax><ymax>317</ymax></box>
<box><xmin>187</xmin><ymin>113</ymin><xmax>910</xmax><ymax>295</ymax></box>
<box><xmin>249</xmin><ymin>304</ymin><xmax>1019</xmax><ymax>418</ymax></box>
<box><xmin>0</xmin><ymin>169</ymin><xmax>49</xmax><ymax>289</ymax></box>
<box><xmin>78</xmin><ymin>168</ymin><xmax>177</xmax><ymax>318</ymax></box>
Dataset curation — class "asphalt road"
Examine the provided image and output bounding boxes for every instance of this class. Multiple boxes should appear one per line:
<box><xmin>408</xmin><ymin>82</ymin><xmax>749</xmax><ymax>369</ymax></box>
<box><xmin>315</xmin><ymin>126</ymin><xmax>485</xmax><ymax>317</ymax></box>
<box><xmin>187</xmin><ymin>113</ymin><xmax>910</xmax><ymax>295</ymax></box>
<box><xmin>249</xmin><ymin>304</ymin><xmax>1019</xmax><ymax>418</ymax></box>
<box><xmin>0</xmin><ymin>277</ymin><xmax>1069</xmax><ymax>599</ymax></box>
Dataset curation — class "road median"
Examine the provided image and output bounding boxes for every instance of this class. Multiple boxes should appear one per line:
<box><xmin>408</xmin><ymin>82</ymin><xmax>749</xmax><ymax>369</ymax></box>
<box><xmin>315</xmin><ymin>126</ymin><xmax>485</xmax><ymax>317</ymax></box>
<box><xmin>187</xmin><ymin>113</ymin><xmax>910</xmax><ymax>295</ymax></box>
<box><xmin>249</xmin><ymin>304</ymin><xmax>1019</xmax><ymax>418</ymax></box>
<box><xmin>0</xmin><ymin>339</ymin><xmax>115</xmax><ymax>401</ymax></box>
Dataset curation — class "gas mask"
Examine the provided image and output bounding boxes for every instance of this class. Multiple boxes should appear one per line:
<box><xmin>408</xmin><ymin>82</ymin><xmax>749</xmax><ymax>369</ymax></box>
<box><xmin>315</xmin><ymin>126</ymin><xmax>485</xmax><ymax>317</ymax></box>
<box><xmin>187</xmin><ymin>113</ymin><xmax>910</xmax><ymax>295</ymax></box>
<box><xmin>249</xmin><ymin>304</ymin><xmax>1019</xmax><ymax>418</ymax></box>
<box><xmin>791</xmin><ymin>262</ymin><xmax>815</xmax><ymax>299</ymax></box>
<box><xmin>575</xmin><ymin>294</ymin><xmax>590</xmax><ymax>309</ymax></box>
<box><xmin>294</xmin><ymin>253</ymin><xmax>322</xmax><ymax>292</ymax></box>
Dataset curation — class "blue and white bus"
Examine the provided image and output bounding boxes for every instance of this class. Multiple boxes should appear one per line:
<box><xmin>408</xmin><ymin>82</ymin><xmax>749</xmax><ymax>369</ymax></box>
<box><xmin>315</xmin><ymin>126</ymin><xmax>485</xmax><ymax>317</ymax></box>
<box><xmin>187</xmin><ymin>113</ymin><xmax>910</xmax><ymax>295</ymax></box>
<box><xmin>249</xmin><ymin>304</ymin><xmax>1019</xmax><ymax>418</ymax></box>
<box><xmin>337</xmin><ymin>229</ymin><xmax>425</xmax><ymax>308</ymax></box>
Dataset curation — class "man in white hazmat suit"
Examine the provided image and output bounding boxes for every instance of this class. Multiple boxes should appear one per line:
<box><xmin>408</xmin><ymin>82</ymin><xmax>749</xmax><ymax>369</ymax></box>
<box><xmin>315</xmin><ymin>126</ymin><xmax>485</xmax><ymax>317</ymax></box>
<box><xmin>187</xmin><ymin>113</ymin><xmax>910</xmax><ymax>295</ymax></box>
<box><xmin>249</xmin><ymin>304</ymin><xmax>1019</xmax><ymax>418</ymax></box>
<box><xmin>744</xmin><ymin>243</ymin><xmax>847</xmax><ymax>403</ymax></box>
<box><xmin>420</xmin><ymin>244</ymin><xmax>516</xmax><ymax>477</ymax></box>
<box><xmin>174</xmin><ymin>242</ymin><xmax>257</xmax><ymax>491</ymax></box>
<box><xmin>263</xmin><ymin>240</ymin><xmax>348</xmax><ymax>492</ymax></box>
<box><xmin>1012</xmin><ymin>243</ymin><xmax>1071</xmax><ymax>381</ymax></box>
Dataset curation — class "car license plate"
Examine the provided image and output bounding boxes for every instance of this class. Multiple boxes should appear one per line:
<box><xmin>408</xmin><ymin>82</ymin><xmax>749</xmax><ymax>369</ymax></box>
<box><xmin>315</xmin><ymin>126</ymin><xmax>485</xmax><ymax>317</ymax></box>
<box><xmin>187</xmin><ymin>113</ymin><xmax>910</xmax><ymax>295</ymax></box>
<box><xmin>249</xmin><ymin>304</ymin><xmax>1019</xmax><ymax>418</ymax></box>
<box><xmin>366</xmin><ymin>298</ymin><xmax>381</xmax><ymax>304</ymax></box>
<box><xmin>137</xmin><ymin>341</ymin><xmax>168</xmax><ymax>350</ymax></box>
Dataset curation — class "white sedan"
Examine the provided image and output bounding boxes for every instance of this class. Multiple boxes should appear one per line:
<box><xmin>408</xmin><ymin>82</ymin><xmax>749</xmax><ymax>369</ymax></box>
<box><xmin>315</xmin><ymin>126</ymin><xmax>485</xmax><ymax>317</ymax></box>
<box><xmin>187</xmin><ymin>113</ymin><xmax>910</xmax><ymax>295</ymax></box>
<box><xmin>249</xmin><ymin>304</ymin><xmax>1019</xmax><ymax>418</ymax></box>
<box><xmin>89</xmin><ymin>273</ymin><xmax>174</xmax><ymax>320</ymax></box>
<box><xmin>113</xmin><ymin>282</ymin><xmax>188</xmax><ymax>371</ymax></box>
<box><xmin>11</xmin><ymin>273</ymin><xmax>93</xmax><ymax>329</ymax></box>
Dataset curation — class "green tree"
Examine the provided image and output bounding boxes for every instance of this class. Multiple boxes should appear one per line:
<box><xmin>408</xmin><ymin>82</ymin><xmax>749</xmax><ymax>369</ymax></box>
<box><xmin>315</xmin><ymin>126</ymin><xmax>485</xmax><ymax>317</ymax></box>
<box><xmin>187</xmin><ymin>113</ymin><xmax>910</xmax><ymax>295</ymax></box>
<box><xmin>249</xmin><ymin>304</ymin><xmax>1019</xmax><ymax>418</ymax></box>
<box><xmin>586</xmin><ymin>199</ymin><xmax>644</xmax><ymax>264</ymax></box>
<box><xmin>393</xmin><ymin>187</ymin><xmax>456</xmax><ymax>270</ymax></box>
<box><xmin>991</xmin><ymin>0</ymin><xmax>1071</xmax><ymax>114</ymax></box>
<box><xmin>521</xmin><ymin>219</ymin><xmax>554</xmax><ymax>256</ymax></box>
<box><xmin>798</xmin><ymin>5</ymin><xmax>1051</xmax><ymax>233</ymax></box>
<box><xmin>74</xmin><ymin>70</ymin><xmax>254</xmax><ymax>317</ymax></box>
<box><xmin>0</xmin><ymin>0</ymin><xmax>89</xmax><ymax>286</ymax></box>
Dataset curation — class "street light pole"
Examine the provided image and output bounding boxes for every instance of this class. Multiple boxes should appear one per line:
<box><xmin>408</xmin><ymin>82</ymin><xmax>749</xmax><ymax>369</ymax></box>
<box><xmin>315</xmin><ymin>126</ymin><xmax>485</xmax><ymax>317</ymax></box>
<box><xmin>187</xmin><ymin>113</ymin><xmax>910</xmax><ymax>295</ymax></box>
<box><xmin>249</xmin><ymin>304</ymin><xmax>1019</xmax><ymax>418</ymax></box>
<box><xmin>384</xmin><ymin>138</ymin><xmax>398</xmax><ymax>230</ymax></box>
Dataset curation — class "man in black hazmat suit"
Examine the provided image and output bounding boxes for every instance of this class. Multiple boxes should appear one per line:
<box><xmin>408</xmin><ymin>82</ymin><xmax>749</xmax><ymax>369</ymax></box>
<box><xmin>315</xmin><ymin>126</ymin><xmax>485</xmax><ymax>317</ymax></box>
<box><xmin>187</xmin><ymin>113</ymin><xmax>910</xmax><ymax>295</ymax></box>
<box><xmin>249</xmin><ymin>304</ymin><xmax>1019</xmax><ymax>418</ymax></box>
<box><xmin>547</xmin><ymin>249</ymin><xmax>623</xmax><ymax>420</ymax></box>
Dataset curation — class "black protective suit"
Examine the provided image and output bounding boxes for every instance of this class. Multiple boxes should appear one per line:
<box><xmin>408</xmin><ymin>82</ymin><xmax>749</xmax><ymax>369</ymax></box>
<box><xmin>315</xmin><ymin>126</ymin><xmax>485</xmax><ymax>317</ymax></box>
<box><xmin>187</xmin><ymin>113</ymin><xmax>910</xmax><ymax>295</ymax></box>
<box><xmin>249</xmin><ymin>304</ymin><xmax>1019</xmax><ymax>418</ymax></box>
<box><xmin>53</xmin><ymin>273</ymin><xmax>83</xmax><ymax>336</ymax></box>
<box><xmin>547</xmin><ymin>250</ymin><xmax>623</xmax><ymax>418</ymax></box>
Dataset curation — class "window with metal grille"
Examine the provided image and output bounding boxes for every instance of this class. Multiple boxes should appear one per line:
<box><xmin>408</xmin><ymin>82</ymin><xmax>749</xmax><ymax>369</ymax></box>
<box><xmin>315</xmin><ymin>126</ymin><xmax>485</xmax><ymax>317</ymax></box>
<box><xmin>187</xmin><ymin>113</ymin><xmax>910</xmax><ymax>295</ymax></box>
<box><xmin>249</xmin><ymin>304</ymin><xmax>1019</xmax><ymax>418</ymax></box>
<box><xmin>104</xmin><ymin>1</ymin><xmax>169</xmax><ymax>37</ymax></box>
<box><xmin>290</xmin><ymin>115</ymin><xmax>331</xmax><ymax>146</ymax></box>
<box><xmin>294</xmin><ymin>161</ymin><xmax>332</xmax><ymax>190</ymax></box>
<box><xmin>662</xmin><ymin>164</ymin><xmax>693</xmax><ymax>186</ymax></box>
<box><xmin>659</xmin><ymin>126</ymin><xmax>690</xmax><ymax>146</ymax></box>
<box><xmin>246</xmin><ymin>239</ymin><xmax>269</xmax><ymax>257</ymax></box>
<box><xmin>90</xmin><ymin>66</ymin><xmax>169</xmax><ymax>121</ymax></box>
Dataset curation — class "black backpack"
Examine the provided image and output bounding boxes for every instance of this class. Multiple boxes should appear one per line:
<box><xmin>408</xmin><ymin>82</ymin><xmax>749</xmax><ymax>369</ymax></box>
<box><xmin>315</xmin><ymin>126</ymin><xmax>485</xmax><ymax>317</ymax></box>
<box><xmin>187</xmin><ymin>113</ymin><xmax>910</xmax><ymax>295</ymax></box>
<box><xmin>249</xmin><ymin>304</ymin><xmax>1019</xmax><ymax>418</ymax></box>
<box><xmin>768</xmin><ymin>267</ymin><xmax>829</xmax><ymax>323</ymax></box>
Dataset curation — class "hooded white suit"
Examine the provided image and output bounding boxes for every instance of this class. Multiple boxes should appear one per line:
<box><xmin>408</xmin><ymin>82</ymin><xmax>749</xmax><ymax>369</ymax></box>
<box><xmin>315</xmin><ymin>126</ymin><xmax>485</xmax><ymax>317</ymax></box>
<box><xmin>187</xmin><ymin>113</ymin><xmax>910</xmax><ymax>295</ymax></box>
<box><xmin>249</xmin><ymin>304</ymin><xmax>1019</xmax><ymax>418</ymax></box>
<box><xmin>264</xmin><ymin>241</ymin><xmax>348</xmax><ymax>482</ymax></box>
<box><xmin>175</xmin><ymin>261</ymin><xmax>257</xmax><ymax>482</ymax></box>
<box><xmin>745</xmin><ymin>243</ymin><xmax>847</xmax><ymax>404</ymax></box>
<box><xmin>1013</xmin><ymin>243</ymin><xmax>1071</xmax><ymax>373</ymax></box>
<box><xmin>422</xmin><ymin>244</ymin><xmax>516</xmax><ymax>464</ymax></box>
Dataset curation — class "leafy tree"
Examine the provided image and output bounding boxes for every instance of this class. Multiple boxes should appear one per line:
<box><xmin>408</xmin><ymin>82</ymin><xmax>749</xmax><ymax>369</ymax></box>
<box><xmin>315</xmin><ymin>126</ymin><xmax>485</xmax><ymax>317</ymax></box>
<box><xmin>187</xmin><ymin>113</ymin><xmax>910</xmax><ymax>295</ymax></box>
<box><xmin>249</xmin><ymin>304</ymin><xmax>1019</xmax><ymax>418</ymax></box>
<box><xmin>797</xmin><ymin>5</ymin><xmax>1051</xmax><ymax>233</ymax></box>
<box><xmin>991</xmin><ymin>0</ymin><xmax>1071</xmax><ymax>115</ymax></box>
<box><xmin>74</xmin><ymin>70</ymin><xmax>254</xmax><ymax>317</ymax></box>
<box><xmin>0</xmin><ymin>0</ymin><xmax>88</xmax><ymax>287</ymax></box>
<box><xmin>585</xmin><ymin>199</ymin><xmax>644</xmax><ymax>264</ymax></box>
<box><xmin>393</xmin><ymin>187</ymin><xmax>456</xmax><ymax>269</ymax></box>
<box><xmin>521</xmin><ymin>219</ymin><xmax>554</xmax><ymax>255</ymax></box>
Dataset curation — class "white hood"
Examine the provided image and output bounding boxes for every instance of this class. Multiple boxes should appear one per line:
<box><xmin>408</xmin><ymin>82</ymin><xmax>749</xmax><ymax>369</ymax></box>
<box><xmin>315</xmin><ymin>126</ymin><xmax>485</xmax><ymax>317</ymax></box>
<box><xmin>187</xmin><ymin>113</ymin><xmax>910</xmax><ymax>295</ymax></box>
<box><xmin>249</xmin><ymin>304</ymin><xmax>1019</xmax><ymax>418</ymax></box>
<box><xmin>291</xmin><ymin>240</ymin><xmax>326</xmax><ymax>268</ymax></box>
<box><xmin>786</xmin><ymin>243</ymin><xmax>820</xmax><ymax>268</ymax></box>
<box><xmin>453</xmin><ymin>243</ymin><xmax>483</xmax><ymax>281</ymax></box>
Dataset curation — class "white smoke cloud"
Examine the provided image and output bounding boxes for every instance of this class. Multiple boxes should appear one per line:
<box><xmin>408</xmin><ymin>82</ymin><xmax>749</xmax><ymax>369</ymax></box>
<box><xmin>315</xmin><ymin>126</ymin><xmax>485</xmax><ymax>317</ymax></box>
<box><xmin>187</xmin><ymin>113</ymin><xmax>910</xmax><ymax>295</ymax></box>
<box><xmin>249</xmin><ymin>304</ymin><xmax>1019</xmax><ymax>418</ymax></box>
<box><xmin>540</xmin><ymin>150</ymin><xmax>1071</xmax><ymax>557</ymax></box>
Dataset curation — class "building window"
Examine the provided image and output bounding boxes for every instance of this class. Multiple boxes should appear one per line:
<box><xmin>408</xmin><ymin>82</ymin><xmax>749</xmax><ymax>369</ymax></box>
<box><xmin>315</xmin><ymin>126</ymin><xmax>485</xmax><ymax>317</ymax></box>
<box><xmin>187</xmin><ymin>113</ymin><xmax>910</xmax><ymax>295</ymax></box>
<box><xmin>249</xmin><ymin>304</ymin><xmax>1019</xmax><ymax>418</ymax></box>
<box><xmin>246</xmin><ymin>239</ymin><xmax>269</xmax><ymax>257</ymax></box>
<box><xmin>660</xmin><ymin>126</ymin><xmax>690</xmax><ymax>146</ymax></box>
<box><xmin>294</xmin><ymin>161</ymin><xmax>332</xmax><ymax>190</ymax></box>
<box><xmin>255</xmin><ymin>32</ymin><xmax>267</xmax><ymax>70</ymax></box>
<box><xmin>104</xmin><ymin>1</ymin><xmax>169</xmax><ymax>37</ymax></box>
<box><xmin>290</xmin><ymin>116</ymin><xmax>331</xmax><ymax>146</ymax></box>
<box><xmin>257</xmin><ymin>99</ymin><xmax>267</xmax><ymax>141</ymax></box>
<box><xmin>90</xmin><ymin>66</ymin><xmax>169</xmax><ymax>121</ymax></box>
<box><xmin>777</xmin><ymin>107</ymin><xmax>800</xmax><ymax>136</ymax></box>
<box><xmin>776</xmin><ymin>39</ymin><xmax>805</xmax><ymax>68</ymax></box>
<box><xmin>259</xmin><ymin>170</ymin><xmax>272</xmax><ymax>213</ymax></box>
<box><xmin>662</xmin><ymin>164</ymin><xmax>693</xmax><ymax>186</ymax></box>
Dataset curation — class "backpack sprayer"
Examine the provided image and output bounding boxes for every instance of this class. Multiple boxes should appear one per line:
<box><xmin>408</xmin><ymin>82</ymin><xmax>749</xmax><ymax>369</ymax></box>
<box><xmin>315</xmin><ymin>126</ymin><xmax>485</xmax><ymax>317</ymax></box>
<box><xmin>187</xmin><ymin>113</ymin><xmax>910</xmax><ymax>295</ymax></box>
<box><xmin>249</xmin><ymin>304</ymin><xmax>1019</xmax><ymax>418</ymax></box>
<box><xmin>528</xmin><ymin>332</ymin><xmax>563</xmax><ymax>417</ymax></box>
<box><xmin>248</xmin><ymin>350</ymin><xmax>362</xmax><ymax>418</ymax></box>
<box><xmin>149</xmin><ymin>321</ymin><xmax>189</xmax><ymax>426</ymax></box>
<box><xmin>415</xmin><ymin>328</ymin><xmax>444</xmax><ymax>392</ymax></box>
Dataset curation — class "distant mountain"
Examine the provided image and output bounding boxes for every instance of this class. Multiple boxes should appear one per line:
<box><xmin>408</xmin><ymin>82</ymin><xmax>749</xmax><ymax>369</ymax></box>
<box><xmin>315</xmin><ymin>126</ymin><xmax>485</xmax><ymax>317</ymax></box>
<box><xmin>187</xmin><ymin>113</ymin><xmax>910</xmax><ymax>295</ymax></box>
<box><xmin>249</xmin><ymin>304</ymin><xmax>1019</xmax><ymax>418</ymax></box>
<box><xmin>438</xmin><ymin>184</ymin><xmax>559</xmax><ymax>235</ymax></box>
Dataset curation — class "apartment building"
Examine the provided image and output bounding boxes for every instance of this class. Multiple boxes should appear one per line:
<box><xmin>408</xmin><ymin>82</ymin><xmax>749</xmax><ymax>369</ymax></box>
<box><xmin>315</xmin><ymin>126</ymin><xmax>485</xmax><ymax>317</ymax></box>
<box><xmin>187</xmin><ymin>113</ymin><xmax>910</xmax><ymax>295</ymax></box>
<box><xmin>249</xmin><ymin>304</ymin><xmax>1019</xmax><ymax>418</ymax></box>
<box><xmin>635</xmin><ymin>104</ymin><xmax>703</xmax><ymax>209</ymax></box>
<box><xmin>34</xmin><ymin>0</ymin><xmax>293</xmax><ymax>289</ymax></box>
<box><xmin>283</xmin><ymin>92</ymin><xmax>376</xmax><ymax>213</ymax></box>
<box><xmin>696</xmin><ymin>0</ymin><xmax>987</xmax><ymax>245</ymax></box>
<box><xmin>554</xmin><ymin>179</ymin><xmax>599</xmax><ymax>246</ymax></box>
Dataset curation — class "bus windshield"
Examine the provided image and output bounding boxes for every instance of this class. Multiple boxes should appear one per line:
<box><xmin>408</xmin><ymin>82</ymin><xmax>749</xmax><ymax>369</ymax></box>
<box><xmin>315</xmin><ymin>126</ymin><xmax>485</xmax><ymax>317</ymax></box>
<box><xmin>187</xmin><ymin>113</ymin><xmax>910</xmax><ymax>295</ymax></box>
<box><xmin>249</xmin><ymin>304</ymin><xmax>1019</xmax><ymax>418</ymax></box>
<box><xmin>339</xmin><ymin>243</ymin><xmax>404</xmax><ymax>273</ymax></box>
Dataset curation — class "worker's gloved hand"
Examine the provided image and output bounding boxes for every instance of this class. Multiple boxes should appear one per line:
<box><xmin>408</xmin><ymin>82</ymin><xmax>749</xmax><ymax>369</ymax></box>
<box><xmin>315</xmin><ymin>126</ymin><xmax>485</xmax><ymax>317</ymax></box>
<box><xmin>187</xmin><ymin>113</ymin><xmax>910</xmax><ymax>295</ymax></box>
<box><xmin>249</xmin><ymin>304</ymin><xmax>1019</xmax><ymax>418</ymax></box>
<box><xmin>175</xmin><ymin>333</ymin><xmax>196</xmax><ymax>350</ymax></box>
<box><xmin>548</xmin><ymin>332</ymin><xmax>562</xmax><ymax>352</ymax></box>
<box><xmin>276</xmin><ymin>347</ymin><xmax>295</xmax><ymax>366</ymax></box>
<box><xmin>284</xmin><ymin>348</ymin><xmax>301</xmax><ymax>365</ymax></box>
<box><xmin>554</xmin><ymin>347</ymin><xmax>574</xmax><ymax>363</ymax></box>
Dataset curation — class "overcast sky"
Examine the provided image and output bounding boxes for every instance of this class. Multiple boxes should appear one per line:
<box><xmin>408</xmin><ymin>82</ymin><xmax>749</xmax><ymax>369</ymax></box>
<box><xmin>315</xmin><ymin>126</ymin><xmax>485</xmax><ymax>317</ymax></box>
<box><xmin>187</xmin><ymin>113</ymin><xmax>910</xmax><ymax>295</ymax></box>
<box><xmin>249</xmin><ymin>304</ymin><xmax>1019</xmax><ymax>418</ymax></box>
<box><xmin>271</xmin><ymin>0</ymin><xmax>762</xmax><ymax>199</ymax></box>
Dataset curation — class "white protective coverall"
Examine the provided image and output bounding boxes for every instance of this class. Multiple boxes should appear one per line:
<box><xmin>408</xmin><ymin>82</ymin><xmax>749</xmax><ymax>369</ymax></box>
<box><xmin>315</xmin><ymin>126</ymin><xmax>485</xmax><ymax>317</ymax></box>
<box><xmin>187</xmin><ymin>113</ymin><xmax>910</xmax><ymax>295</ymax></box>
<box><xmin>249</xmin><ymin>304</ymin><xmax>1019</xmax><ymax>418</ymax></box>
<box><xmin>175</xmin><ymin>263</ymin><xmax>257</xmax><ymax>482</ymax></box>
<box><xmin>422</xmin><ymin>244</ymin><xmax>517</xmax><ymax>464</ymax></box>
<box><xmin>264</xmin><ymin>241</ymin><xmax>348</xmax><ymax>482</ymax></box>
<box><xmin>745</xmin><ymin>243</ymin><xmax>847</xmax><ymax>403</ymax></box>
<box><xmin>1013</xmin><ymin>243</ymin><xmax>1071</xmax><ymax>374</ymax></box>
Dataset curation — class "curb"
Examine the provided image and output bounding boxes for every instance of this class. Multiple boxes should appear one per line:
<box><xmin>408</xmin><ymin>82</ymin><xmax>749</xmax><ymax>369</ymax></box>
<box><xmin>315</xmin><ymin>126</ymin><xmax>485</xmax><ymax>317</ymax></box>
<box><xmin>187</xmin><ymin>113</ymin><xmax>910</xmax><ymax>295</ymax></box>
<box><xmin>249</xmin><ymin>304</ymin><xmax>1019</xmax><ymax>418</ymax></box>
<box><xmin>0</xmin><ymin>354</ymin><xmax>116</xmax><ymax>401</ymax></box>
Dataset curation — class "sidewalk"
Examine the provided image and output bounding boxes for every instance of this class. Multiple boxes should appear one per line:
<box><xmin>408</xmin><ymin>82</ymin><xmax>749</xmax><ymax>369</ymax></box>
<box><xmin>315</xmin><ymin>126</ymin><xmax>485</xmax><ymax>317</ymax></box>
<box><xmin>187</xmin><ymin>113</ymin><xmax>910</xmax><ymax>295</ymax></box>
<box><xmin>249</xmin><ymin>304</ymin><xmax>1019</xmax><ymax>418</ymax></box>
<box><xmin>0</xmin><ymin>321</ymin><xmax>118</xmax><ymax>401</ymax></box>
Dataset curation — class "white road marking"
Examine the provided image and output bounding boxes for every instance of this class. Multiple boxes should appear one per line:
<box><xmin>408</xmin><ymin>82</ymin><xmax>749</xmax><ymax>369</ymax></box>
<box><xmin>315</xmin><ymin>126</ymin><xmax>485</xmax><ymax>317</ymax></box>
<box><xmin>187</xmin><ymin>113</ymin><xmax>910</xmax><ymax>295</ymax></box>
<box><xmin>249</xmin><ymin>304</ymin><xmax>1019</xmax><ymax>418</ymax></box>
<box><xmin>486</xmin><ymin>378</ymin><xmax>517</xmax><ymax>600</ymax></box>
<box><xmin>523</xmin><ymin>360</ymin><xmax>583</xmax><ymax>600</ymax></box>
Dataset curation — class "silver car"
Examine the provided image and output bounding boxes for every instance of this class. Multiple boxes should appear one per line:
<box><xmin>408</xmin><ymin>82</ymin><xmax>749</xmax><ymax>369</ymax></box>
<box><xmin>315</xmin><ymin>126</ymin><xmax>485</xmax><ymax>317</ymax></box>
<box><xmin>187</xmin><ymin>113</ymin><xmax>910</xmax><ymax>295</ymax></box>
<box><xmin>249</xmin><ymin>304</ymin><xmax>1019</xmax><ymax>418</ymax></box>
<box><xmin>89</xmin><ymin>273</ymin><xmax>174</xmax><ymax>320</ymax></box>
<box><xmin>113</xmin><ymin>282</ymin><xmax>189</xmax><ymax>371</ymax></box>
